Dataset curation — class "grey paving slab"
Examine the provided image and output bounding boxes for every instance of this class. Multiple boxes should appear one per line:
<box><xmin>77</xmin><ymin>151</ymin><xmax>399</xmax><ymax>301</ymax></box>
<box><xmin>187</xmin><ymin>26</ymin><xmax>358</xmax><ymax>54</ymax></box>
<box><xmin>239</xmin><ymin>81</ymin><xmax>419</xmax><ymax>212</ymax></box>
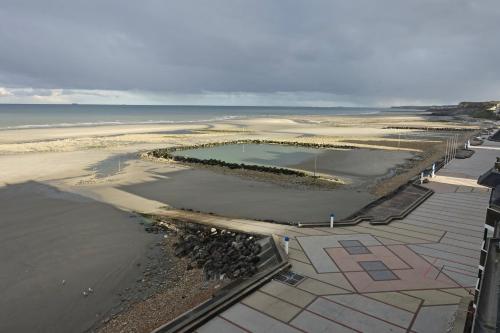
<box><xmin>442</xmin><ymin>268</ymin><xmax>477</xmax><ymax>287</ymax></box>
<box><xmin>420</xmin><ymin>255</ymin><xmax>478</xmax><ymax>274</ymax></box>
<box><xmin>364</xmin><ymin>292</ymin><xmax>421</xmax><ymax>312</ymax></box>
<box><xmin>440</xmin><ymin>288</ymin><xmax>472</xmax><ymax>297</ymax></box>
<box><xmin>437</xmin><ymin>192</ymin><xmax>489</xmax><ymax>200</ymax></box>
<box><xmin>419</xmin><ymin>196</ymin><xmax>487</xmax><ymax>207</ymax></box>
<box><xmin>360</xmin><ymin>224</ymin><xmax>442</xmax><ymax>242</ymax></box>
<box><xmin>366</xmin><ymin>270</ymin><xmax>399</xmax><ymax>281</ymax></box>
<box><xmin>415</xmin><ymin>242</ymin><xmax>479</xmax><ymax>259</ymax></box>
<box><xmin>410</xmin><ymin>206</ymin><xmax>485</xmax><ymax>220</ymax></box>
<box><xmin>440</xmin><ymin>235</ymin><xmax>482</xmax><ymax>251</ymax></box>
<box><xmin>423</xmin><ymin>198</ymin><xmax>488</xmax><ymax>210</ymax></box>
<box><xmin>339</xmin><ymin>240</ymin><xmax>364</xmax><ymax>247</ymax></box>
<box><xmin>290</xmin><ymin>310</ymin><xmax>357</xmax><ymax>333</ymax></box>
<box><xmin>242</xmin><ymin>291</ymin><xmax>302</xmax><ymax>322</ymax></box>
<box><xmin>425</xmin><ymin>193</ymin><xmax>488</xmax><ymax>203</ymax></box>
<box><xmin>443</xmin><ymin>232</ymin><xmax>483</xmax><ymax>244</ymax></box>
<box><xmin>410</xmin><ymin>211</ymin><xmax>485</xmax><ymax>225</ymax></box>
<box><xmin>307</xmin><ymin>298</ymin><xmax>406</xmax><ymax>333</ymax></box>
<box><xmin>411</xmin><ymin>305</ymin><xmax>458</xmax><ymax>333</ymax></box>
<box><xmin>288</xmin><ymin>239</ymin><xmax>301</xmax><ymax>250</ymax></box>
<box><xmin>401</xmin><ymin>221</ymin><xmax>483</xmax><ymax>238</ymax></box>
<box><xmin>287</xmin><ymin>248</ymin><xmax>310</xmax><ymax>263</ymax></box>
<box><xmin>402</xmin><ymin>290</ymin><xmax>461</xmax><ymax>305</ymax></box>
<box><xmin>402</xmin><ymin>218</ymin><xmax>484</xmax><ymax>235</ymax></box>
<box><xmin>296</xmin><ymin>277</ymin><xmax>351</xmax><ymax>295</ymax></box>
<box><xmin>260</xmin><ymin>280</ymin><xmax>316</xmax><ymax>308</ymax></box>
<box><xmin>288</xmin><ymin>259</ymin><xmax>355</xmax><ymax>291</ymax></box>
<box><xmin>419</xmin><ymin>254</ymin><xmax>477</xmax><ymax>286</ymax></box>
<box><xmin>342</xmin><ymin>225</ymin><xmax>427</xmax><ymax>243</ymax></box>
<box><xmin>404</xmin><ymin>214</ymin><xmax>479</xmax><ymax>227</ymax></box>
<box><xmin>417</xmin><ymin>206</ymin><xmax>486</xmax><ymax>219</ymax></box>
<box><xmin>197</xmin><ymin>316</ymin><xmax>247</xmax><ymax>333</ymax></box>
<box><xmin>297</xmin><ymin>234</ymin><xmax>381</xmax><ymax>273</ymax></box>
<box><xmin>221</xmin><ymin>303</ymin><xmax>302</xmax><ymax>333</ymax></box>
<box><xmin>419</xmin><ymin>201</ymin><xmax>487</xmax><ymax>214</ymax></box>
<box><xmin>359</xmin><ymin>260</ymin><xmax>389</xmax><ymax>271</ymax></box>
<box><xmin>408</xmin><ymin>244</ymin><xmax>478</xmax><ymax>266</ymax></box>
<box><xmin>414</xmin><ymin>204</ymin><xmax>484</xmax><ymax>219</ymax></box>
<box><xmin>345</xmin><ymin>246</ymin><xmax>371</xmax><ymax>254</ymax></box>
<box><xmin>326</xmin><ymin>294</ymin><xmax>414</xmax><ymax>327</ymax></box>
<box><xmin>389</xmin><ymin>222</ymin><xmax>446</xmax><ymax>236</ymax></box>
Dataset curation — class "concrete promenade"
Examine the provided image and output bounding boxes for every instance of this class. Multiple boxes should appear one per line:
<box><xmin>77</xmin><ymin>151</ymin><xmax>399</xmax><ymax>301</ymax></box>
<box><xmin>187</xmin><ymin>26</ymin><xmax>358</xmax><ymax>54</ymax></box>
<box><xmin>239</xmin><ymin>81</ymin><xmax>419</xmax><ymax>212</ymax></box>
<box><xmin>196</xmin><ymin>141</ymin><xmax>498</xmax><ymax>333</ymax></box>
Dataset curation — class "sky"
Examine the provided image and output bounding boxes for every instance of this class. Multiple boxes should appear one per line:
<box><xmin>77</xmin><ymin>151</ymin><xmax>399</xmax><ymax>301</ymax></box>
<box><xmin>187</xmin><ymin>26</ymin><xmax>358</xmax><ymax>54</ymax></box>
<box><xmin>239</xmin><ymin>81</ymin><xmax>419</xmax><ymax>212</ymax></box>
<box><xmin>0</xmin><ymin>0</ymin><xmax>499</xmax><ymax>106</ymax></box>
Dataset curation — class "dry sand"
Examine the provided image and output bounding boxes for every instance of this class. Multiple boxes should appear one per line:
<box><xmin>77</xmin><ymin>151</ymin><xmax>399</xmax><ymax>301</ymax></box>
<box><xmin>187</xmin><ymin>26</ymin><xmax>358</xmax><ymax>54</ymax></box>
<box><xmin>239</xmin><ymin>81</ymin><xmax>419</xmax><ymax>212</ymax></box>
<box><xmin>0</xmin><ymin>114</ymin><xmax>475</xmax><ymax>154</ymax></box>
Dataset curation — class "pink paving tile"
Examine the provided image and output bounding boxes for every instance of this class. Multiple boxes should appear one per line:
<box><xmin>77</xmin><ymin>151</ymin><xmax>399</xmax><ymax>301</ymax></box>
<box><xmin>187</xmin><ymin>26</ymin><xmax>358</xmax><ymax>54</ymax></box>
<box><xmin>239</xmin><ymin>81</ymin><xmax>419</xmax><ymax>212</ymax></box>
<box><xmin>326</xmin><ymin>245</ymin><xmax>411</xmax><ymax>272</ymax></box>
<box><xmin>342</xmin><ymin>245</ymin><xmax>459</xmax><ymax>292</ymax></box>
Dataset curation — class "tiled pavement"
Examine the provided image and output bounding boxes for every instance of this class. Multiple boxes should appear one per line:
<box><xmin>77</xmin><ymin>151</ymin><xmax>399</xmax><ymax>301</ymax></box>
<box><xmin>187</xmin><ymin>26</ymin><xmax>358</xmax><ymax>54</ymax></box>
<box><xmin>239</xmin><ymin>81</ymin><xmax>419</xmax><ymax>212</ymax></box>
<box><xmin>197</xmin><ymin>141</ymin><xmax>498</xmax><ymax>333</ymax></box>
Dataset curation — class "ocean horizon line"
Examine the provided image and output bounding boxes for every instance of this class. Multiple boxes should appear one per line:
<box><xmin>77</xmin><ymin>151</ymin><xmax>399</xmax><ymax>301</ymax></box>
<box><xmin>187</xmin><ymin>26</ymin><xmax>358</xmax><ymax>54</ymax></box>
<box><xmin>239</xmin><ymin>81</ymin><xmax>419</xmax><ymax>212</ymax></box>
<box><xmin>0</xmin><ymin>102</ymin><xmax>421</xmax><ymax>109</ymax></box>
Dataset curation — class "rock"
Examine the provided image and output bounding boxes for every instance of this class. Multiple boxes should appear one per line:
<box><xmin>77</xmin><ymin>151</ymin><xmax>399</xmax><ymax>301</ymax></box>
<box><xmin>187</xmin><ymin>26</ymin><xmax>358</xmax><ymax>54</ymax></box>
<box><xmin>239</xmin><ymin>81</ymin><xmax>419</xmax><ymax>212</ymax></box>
<box><xmin>155</xmin><ymin>220</ymin><xmax>262</xmax><ymax>281</ymax></box>
<box><xmin>174</xmin><ymin>245</ymin><xmax>186</xmax><ymax>257</ymax></box>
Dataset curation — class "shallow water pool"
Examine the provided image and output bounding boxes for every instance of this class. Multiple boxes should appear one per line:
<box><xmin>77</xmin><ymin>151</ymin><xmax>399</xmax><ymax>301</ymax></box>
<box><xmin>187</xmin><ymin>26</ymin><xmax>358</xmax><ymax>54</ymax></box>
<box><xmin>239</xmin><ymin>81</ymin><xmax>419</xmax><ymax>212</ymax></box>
<box><xmin>172</xmin><ymin>143</ymin><xmax>413</xmax><ymax>180</ymax></box>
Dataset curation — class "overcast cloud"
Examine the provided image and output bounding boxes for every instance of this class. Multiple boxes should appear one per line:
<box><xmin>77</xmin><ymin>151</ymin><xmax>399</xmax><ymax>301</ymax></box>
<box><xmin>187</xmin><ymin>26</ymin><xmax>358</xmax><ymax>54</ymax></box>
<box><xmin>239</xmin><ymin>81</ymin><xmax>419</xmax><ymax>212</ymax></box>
<box><xmin>0</xmin><ymin>0</ymin><xmax>499</xmax><ymax>106</ymax></box>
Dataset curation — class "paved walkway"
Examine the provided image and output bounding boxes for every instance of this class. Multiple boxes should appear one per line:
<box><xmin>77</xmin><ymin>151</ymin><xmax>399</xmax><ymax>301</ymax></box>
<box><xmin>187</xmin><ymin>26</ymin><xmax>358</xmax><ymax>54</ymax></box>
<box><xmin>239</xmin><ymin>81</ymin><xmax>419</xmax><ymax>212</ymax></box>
<box><xmin>196</xmin><ymin>141</ymin><xmax>498</xmax><ymax>333</ymax></box>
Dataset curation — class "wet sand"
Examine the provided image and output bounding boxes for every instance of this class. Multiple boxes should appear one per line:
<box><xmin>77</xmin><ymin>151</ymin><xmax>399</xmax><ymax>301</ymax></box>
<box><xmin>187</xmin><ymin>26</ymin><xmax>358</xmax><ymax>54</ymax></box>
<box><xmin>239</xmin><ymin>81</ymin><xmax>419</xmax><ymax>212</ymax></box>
<box><xmin>120</xmin><ymin>168</ymin><xmax>375</xmax><ymax>223</ymax></box>
<box><xmin>0</xmin><ymin>182</ymin><xmax>158</xmax><ymax>333</ymax></box>
<box><xmin>292</xmin><ymin>148</ymin><xmax>414</xmax><ymax>178</ymax></box>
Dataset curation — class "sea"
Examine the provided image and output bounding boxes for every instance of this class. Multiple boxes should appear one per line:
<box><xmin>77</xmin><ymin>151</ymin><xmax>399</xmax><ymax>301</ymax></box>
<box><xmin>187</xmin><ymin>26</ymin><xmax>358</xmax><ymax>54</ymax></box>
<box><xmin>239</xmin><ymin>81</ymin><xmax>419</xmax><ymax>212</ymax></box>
<box><xmin>0</xmin><ymin>104</ymin><xmax>418</xmax><ymax>130</ymax></box>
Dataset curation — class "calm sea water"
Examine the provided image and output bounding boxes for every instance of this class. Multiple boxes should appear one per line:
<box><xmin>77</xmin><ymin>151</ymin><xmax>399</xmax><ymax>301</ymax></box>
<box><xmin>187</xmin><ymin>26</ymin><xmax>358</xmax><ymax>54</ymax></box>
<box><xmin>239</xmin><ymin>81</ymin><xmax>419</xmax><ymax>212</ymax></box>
<box><xmin>0</xmin><ymin>104</ymin><xmax>415</xmax><ymax>130</ymax></box>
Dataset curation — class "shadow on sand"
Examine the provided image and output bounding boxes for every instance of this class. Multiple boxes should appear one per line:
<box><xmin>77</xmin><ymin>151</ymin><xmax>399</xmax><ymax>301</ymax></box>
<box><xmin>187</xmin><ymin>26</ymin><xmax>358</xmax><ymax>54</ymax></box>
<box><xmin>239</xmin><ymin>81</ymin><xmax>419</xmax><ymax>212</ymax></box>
<box><xmin>0</xmin><ymin>181</ymin><xmax>157</xmax><ymax>333</ymax></box>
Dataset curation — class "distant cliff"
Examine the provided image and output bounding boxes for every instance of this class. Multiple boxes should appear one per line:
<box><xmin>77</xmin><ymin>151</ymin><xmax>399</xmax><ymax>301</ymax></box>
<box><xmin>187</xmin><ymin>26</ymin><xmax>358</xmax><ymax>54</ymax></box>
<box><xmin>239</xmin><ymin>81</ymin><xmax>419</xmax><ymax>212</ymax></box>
<box><xmin>429</xmin><ymin>101</ymin><xmax>500</xmax><ymax>119</ymax></box>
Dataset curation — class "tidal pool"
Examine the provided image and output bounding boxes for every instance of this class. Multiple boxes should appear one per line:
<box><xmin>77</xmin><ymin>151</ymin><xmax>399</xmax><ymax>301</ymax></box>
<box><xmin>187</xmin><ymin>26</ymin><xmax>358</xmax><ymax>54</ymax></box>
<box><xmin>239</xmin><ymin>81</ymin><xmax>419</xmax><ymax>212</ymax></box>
<box><xmin>129</xmin><ymin>143</ymin><xmax>415</xmax><ymax>223</ymax></box>
<box><xmin>171</xmin><ymin>143</ymin><xmax>413</xmax><ymax>182</ymax></box>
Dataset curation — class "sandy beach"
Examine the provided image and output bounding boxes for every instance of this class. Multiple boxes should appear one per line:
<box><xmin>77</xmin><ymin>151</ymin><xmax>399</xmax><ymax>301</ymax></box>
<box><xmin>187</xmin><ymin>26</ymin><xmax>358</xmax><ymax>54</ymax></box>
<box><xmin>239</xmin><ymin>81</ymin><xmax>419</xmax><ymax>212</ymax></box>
<box><xmin>120</xmin><ymin>168</ymin><xmax>375</xmax><ymax>222</ymax></box>
<box><xmin>0</xmin><ymin>182</ymin><xmax>158</xmax><ymax>333</ymax></box>
<box><xmin>0</xmin><ymin>113</ymin><xmax>481</xmax><ymax>332</ymax></box>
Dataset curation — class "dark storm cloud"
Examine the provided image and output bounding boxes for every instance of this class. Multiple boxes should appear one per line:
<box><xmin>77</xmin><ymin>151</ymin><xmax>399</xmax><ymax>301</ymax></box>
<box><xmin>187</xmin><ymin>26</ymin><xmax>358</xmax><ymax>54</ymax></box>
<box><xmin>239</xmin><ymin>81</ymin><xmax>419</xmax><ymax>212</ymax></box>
<box><xmin>0</xmin><ymin>0</ymin><xmax>499</xmax><ymax>104</ymax></box>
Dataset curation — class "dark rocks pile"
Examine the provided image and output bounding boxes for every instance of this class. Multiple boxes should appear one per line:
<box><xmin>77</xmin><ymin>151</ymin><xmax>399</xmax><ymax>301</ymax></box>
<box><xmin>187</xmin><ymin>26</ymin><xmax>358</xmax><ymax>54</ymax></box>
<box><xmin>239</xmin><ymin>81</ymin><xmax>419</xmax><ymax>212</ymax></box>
<box><xmin>151</xmin><ymin>139</ymin><xmax>356</xmax><ymax>156</ymax></box>
<box><xmin>169</xmin><ymin>155</ymin><xmax>307</xmax><ymax>176</ymax></box>
<box><xmin>173</xmin><ymin>224</ymin><xmax>262</xmax><ymax>280</ymax></box>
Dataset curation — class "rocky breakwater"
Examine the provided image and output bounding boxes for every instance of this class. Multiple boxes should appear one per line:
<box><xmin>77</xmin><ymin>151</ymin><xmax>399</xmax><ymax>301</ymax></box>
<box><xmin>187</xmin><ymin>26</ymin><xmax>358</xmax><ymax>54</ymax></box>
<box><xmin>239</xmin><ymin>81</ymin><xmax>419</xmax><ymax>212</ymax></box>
<box><xmin>146</xmin><ymin>148</ymin><xmax>307</xmax><ymax>177</ymax></box>
<box><xmin>147</xmin><ymin>220</ymin><xmax>262</xmax><ymax>281</ymax></box>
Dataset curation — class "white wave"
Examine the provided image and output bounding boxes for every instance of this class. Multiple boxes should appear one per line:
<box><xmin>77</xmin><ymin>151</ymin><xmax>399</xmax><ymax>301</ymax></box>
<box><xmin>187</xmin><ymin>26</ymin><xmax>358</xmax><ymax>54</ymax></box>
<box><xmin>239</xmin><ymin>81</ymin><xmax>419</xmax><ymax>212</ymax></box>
<box><xmin>0</xmin><ymin>115</ymin><xmax>243</xmax><ymax>130</ymax></box>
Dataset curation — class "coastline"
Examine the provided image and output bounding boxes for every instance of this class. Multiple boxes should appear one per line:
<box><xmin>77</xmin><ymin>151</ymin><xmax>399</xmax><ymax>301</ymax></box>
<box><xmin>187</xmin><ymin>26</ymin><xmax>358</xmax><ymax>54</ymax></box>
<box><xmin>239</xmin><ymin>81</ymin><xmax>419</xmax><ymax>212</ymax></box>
<box><xmin>0</xmin><ymin>112</ymin><xmax>482</xmax><ymax>332</ymax></box>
